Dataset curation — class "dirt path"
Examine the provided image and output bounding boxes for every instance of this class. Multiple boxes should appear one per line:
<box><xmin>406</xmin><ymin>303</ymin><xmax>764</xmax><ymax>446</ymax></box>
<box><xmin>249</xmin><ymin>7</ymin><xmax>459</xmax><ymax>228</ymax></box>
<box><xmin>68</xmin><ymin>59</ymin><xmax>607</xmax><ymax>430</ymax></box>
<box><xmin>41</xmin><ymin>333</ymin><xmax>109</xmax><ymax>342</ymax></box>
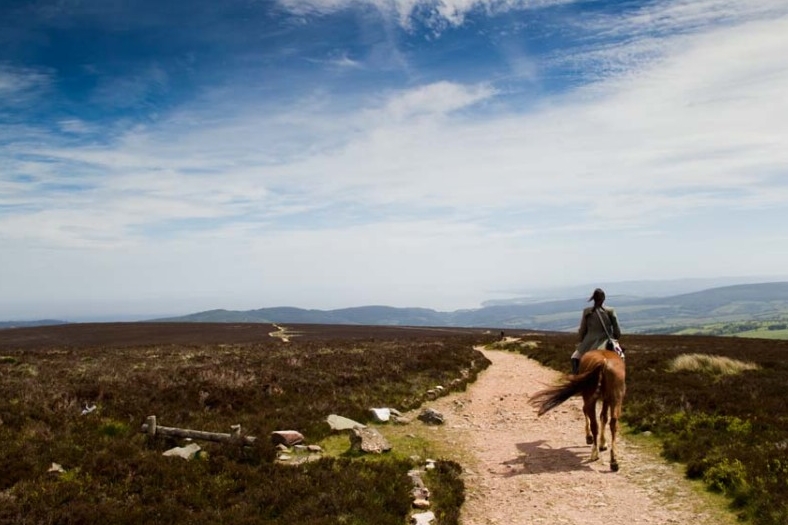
<box><xmin>420</xmin><ymin>346</ymin><xmax>737</xmax><ymax>525</ymax></box>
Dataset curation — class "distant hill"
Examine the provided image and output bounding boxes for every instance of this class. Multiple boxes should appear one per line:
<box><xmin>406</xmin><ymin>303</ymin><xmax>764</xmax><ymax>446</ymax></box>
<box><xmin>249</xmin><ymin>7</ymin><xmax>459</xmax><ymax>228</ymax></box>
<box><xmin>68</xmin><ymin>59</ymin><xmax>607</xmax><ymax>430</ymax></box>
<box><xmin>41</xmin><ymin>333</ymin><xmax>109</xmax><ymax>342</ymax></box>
<box><xmin>0</xmin><ymin>320</ymin><xmax>68</xmax><ymax>330</ymax></box>
<box><xmin>151</xmin><ymin>282</ymin><xmax>788</xmax><ymax>334</ymax></box>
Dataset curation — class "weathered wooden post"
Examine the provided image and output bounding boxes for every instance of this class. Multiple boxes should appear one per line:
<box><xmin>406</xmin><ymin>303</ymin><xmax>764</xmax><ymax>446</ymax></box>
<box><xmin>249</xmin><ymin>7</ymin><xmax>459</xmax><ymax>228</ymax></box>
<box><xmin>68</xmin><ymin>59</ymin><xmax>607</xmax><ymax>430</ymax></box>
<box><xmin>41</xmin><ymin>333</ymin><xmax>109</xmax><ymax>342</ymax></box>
<box><xmin>140</xmin><ymin>416</ymin><xmax>257</xmax><ymax>446</ymax></box>
<box><xmin>146</xmin><ymin>415</ymin><xmax>157</xmax><ymax>437</ymax></box>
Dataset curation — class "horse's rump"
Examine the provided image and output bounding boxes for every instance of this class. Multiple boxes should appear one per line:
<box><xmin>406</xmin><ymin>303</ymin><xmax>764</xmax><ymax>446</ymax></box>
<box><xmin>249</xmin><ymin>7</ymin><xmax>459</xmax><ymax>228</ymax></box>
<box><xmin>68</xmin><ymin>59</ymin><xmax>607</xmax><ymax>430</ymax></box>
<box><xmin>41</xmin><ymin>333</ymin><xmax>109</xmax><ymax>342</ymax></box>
<box><xmin>528</xmin><ymin>363</ymin><xmax>604</xmax><ymax>416</ymax></box>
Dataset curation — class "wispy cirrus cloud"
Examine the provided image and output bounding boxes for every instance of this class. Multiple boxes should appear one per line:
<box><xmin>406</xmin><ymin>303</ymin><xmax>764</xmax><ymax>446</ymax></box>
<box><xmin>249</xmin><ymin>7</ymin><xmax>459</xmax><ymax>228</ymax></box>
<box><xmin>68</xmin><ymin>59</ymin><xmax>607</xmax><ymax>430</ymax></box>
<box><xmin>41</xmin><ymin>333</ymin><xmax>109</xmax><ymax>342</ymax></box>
<box><xmin>548</xmin><ymin>0</ymin><xmax>788</xmax><ymax>81</ymax></box>
<box><xmin>276</xmin><ymin>0</ymin><xmax>573</xmax><ymax>28</ymax></box>
<box><xmin>0</xmin><ymin>63</ymin><xmax>52</xmax><ymax>106</ymax></box>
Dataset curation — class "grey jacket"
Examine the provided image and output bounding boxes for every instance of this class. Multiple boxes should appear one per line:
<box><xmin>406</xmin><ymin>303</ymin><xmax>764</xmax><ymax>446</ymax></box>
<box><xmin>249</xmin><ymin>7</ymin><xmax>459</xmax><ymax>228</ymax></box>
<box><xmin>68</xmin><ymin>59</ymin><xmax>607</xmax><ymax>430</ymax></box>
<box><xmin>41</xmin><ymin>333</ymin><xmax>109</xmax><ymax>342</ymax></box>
<box><xmin>574</xmin><ymin>306</ymin><xmax>622</xmax><ymax>356</ymax></box>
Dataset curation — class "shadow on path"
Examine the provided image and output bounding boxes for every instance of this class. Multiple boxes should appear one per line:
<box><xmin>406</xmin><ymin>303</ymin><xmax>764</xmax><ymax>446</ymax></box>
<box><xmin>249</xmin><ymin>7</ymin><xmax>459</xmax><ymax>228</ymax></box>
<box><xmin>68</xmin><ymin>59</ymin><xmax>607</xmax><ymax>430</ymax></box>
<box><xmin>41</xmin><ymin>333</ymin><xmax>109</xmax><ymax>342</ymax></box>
<box><xmin>499</xmin><ymin>440</ymin><xmax>595</xmax><ymax>477</ymax></box>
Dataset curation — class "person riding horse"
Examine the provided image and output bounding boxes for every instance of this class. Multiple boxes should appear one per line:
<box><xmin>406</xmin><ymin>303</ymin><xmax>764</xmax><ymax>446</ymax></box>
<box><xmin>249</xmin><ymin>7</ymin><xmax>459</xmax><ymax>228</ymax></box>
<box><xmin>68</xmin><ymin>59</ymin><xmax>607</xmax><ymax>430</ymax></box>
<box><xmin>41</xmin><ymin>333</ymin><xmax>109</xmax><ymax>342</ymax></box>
<box><xmin>571</xmin><ymin>288</ymin><xmax>621</xmax><ymax>374</ymax></box>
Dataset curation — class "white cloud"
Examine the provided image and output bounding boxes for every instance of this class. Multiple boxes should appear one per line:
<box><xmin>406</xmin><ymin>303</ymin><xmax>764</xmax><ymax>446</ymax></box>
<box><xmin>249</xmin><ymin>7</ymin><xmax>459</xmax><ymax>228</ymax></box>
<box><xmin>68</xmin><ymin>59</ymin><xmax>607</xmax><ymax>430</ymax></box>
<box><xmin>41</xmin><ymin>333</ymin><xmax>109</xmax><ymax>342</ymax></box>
<box><xmin>58</xmin><ymin>119</ymin><xmax>94</xmax><ymax>134</ymax></box>
<box><xmin>0</xmin><ymin>64</ymin><xmax>51</xmax><ymax>105</ymax></box>
<box><xmin>379</xmin><ymin>81</ymin><xmax>496</xmax><ymax>119</ymax></box>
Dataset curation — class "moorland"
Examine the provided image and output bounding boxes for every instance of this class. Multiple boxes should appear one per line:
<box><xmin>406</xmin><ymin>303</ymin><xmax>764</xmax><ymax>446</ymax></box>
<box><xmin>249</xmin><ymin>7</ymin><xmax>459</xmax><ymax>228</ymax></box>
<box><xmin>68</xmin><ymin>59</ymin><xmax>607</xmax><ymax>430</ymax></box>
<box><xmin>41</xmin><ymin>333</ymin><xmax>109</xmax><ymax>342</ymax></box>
<box><xmin>1</xmin><ymin>322</ymin><xmax>787</xmax><ymax>524</ymax></box>
<box><xmin>0</xmin><ymin>323</ymin><xmax>492</xmax><ymax>525</ymax></box>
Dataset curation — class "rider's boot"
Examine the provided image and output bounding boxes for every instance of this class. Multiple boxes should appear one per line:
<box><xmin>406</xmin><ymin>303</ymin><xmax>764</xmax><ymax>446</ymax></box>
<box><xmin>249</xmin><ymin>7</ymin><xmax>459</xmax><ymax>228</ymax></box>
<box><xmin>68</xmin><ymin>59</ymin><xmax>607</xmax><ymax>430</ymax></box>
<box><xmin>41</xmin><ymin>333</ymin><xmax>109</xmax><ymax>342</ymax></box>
<box><xmin>571</xmin><ymin>358</ymin><xmax>580</xmax><ymax>375</ymax></box>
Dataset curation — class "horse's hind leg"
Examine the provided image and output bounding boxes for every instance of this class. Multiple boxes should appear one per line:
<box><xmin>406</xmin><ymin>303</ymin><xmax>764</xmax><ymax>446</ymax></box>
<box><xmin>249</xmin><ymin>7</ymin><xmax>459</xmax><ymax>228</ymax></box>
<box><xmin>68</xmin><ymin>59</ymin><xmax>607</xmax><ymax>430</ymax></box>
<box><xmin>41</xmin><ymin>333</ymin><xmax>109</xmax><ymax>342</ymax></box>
<box><xmin>609</xmin><ymin>398</ymin><xmax>622</xmax><ymax>472</ymax></box>
<box><xmin>599</xmin><ymin>401</ymin><xmax>609</xmax><ymax>452</ymax></box>
<box><xmin>584</xmin><ymin>409</ymin><xmax>593</xmax><ymax>445</ymax></box>
<box><xmin>584</xmin><ymin>397</ymin><xmax>600</xmax><ymax>461</ymax></box>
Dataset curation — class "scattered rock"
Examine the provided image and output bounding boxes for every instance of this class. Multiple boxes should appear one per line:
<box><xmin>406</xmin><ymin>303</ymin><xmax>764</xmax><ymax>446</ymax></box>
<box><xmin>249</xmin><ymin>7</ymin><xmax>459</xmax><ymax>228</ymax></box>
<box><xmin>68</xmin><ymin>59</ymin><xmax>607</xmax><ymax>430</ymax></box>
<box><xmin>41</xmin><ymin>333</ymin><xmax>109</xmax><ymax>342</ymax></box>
<box><xmin>370</xmin><ymin>408</ymin><xmax>391</xmax><ymax>422</ymax></box>
<box><xmin>417</xmin><ymin>408</ymin><xmax>444</xmax><ymax>425</ymax></box>
<box><xmin>275</xmin><ymin>444</ymin><xmax>323</xmax><ymax>465</ymax></box>
<box><xmin>411</xmin><ymin>511</ymin><xmax>435</xmax><ymax>525</ymax></box>
<box><xmin>163</xmin><ymin>443</ymin><xmax>202</xmax><ymax>460</ymax></box>
<box><xmin>350</xmin><ymin>427</ymin><xmax>391</xmax><ymax>454</ymax></box>
<box><xmin>408</xmin><ymin>469</ymin><xmax>425</xmax><ymax>488</ymax></box>
<box><xmin>412</xmin><ymin>487</ymin><xmax>430</xmax><ymax>500</ymax></box>
<box><xmin>392</xmin><ymin>414</ymin><xmax>412</xmax><ymax>425</ymax></box>
<box><xmin>80</xmin><ymin>404</ymin><xmax>97</xmax><ymax>415</ymax></box>
<box><xmin>327</xmin><ymin>414</ymin><xmax>366</xmax><ymax>431</ymax></box>
<box><xmin>271</xmin><ymin>430</ymin><xmax>304</xmax><ymax>447</ymax></box>
<box><xmin>413</xmin><ymin>498</ymin><xmax>431</xmax><ymax>509</ymax></box>
<box><xmin>48</xmin><ymin>463</ymin><xmax>65</xmax><ymax>474</ymax></box>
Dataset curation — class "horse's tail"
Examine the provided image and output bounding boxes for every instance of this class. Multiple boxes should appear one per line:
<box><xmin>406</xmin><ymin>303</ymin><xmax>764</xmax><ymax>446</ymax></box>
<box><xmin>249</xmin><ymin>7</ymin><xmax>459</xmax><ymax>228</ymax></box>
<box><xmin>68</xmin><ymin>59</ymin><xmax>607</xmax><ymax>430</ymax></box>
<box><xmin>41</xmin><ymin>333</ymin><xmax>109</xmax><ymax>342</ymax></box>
<box><xmin>529</xmin><ymin>364</ymin><xmax>604</xmax><ymax>416</ymax></box>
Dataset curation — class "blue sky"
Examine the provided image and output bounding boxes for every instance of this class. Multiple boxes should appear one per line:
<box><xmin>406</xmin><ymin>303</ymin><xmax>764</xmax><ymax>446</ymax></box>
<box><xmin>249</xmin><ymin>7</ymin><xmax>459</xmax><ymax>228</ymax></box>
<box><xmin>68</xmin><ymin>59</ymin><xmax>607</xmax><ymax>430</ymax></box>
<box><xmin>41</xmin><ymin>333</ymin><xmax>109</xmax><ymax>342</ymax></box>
<box><xmin>2</xmin><ymin>0</ymin><xmax>788</xmax><ymax>319</ymax></box>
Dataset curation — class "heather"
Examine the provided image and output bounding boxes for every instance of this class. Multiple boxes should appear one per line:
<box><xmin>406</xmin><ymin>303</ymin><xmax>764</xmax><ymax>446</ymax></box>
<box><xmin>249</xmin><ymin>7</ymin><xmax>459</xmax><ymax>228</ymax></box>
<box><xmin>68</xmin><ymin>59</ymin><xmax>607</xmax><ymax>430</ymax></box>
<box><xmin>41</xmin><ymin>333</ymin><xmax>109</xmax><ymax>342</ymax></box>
<box><xmin>0</xmin><ymin>323</ymin><xmax>493</xmax><ymax>525</ymax></box>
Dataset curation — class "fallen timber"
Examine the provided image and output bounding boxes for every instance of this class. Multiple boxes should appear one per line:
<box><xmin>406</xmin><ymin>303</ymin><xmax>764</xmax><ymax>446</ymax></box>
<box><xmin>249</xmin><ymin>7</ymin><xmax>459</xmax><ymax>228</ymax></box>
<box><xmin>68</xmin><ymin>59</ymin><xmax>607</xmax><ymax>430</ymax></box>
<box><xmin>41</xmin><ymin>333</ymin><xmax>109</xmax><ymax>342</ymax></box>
<box><xmin>141</xmin><ymin>415</ymin><xmax>257</xmax><ymax>446</ymax></box>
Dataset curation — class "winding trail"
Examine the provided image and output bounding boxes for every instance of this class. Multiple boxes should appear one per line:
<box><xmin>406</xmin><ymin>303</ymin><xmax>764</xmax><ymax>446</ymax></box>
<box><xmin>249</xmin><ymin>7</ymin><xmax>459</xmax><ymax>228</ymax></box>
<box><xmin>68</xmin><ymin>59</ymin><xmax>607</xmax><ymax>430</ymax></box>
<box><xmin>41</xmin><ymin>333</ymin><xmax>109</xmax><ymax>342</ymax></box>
<box><xmin>420</xmin><ymin>346</ymin><xmax>737</xmax><ymax>525</ymax></box>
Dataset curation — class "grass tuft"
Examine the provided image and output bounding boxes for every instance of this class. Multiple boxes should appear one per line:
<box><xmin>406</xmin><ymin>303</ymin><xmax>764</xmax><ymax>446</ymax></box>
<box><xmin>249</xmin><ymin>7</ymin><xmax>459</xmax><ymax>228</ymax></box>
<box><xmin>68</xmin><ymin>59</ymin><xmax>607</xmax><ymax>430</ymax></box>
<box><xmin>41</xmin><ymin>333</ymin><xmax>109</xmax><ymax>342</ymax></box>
<box><xmin>668</xmin><ymin>353</ymin><xmax>759</xmax><ymax>376</ymax></box>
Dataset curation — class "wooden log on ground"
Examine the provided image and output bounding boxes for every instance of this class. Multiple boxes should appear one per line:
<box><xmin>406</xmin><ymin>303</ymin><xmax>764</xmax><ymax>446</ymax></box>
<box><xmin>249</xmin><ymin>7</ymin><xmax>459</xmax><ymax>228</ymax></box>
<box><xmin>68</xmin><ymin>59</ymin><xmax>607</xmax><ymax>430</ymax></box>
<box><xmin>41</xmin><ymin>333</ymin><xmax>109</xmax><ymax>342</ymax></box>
<box><xmin>141</xmin><ymin>415</ymin><xmax>257</xmax><ymax>446</ymax></box>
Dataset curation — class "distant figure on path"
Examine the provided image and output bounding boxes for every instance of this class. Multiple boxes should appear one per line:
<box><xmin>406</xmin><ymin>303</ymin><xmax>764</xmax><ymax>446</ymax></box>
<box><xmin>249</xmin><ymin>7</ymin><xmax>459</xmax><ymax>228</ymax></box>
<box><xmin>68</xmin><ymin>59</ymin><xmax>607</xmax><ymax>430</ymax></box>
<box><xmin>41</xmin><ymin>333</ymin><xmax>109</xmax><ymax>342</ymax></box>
<box><xmin>571</xmin><ymin>288</ymin><xmax>621</xmax><ymax>374</ymax></box>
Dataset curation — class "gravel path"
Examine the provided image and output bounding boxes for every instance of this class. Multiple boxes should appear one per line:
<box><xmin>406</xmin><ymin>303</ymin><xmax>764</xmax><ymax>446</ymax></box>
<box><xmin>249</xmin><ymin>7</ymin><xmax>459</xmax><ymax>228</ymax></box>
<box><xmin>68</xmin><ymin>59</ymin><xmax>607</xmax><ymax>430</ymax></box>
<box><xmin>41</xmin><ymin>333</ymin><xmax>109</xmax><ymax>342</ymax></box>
<box><xmin>421</xmin><ymin>345</ymin><xmax>737</xmax><ymax>525</ymax></box>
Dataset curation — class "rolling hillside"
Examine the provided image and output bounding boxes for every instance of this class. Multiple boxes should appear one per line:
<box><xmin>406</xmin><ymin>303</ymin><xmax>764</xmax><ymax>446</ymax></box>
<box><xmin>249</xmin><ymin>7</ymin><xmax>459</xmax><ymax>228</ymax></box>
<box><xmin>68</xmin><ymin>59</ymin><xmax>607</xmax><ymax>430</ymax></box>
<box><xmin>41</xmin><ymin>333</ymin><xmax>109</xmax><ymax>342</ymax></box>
<box><xmin>151</xmin><ymin>282</ymin><xmax>788</xmax><ymax>334</ymax></box>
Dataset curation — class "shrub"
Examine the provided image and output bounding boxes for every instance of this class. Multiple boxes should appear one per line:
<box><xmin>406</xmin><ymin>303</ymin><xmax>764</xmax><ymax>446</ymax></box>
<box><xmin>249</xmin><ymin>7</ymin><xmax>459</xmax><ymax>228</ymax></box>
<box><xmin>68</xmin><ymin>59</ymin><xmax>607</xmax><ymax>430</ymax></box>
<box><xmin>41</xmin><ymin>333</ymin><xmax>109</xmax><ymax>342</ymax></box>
<box><xmin>703</xmin><ymin>458</ymin><xmax>749</xmax><ymax>494</ymax></box>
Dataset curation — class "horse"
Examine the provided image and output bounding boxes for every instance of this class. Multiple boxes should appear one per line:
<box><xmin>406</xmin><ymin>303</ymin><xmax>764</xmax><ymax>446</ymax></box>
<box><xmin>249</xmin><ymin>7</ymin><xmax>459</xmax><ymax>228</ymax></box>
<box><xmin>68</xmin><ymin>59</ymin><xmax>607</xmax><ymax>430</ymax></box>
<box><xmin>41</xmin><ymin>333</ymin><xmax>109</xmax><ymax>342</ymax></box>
<box><xmin>528</xmin><ymin>349</ymin><xmax>626</xmax><ymax>471</ymax></box>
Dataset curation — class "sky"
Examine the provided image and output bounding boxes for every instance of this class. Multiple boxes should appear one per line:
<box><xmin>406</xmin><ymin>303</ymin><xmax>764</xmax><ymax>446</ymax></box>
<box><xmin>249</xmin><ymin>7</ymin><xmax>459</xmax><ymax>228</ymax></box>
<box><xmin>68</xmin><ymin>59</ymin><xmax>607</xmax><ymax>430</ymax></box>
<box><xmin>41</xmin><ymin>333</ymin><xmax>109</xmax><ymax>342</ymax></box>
<box><xmin>2</xmin><ymin>0</ymin><xmax>788</xmax><ymax>320</ymax></box>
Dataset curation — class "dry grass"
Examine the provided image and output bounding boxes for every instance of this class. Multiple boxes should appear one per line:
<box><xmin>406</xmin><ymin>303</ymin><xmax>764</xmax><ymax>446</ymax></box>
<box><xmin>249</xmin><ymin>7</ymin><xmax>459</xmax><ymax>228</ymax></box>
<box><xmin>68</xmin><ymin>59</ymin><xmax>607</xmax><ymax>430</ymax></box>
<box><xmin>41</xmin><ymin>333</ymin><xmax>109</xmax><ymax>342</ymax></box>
<box><xmin>667</xmin><ymin>353</ymin><xmax>760</xmax><ymax>376</ymax></box>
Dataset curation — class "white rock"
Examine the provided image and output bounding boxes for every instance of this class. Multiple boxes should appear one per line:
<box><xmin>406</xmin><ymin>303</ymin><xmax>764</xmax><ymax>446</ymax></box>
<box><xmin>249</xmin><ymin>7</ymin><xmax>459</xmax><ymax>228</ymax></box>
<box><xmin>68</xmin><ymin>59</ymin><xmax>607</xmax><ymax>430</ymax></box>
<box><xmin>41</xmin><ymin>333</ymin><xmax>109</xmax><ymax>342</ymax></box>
<box><xmin>411</xmin><ymin>511</ymin><xmax>435</xmax><ymax>525</ymax></box>
<box><xmin>162</xmin><ymin>443</ymin><xmax>202</xmax><ymax>460</ymax></box>
<box><xmin>370</xmin><ymin>408</ymin><xmax>391</xmax><ymax>422</ymax></box>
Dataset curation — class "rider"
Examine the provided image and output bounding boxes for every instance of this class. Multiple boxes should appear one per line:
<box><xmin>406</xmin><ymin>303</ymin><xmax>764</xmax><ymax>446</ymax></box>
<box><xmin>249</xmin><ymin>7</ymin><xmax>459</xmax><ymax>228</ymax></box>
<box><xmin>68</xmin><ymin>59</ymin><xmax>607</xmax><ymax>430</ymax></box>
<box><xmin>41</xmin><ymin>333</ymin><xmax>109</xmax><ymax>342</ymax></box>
<box><xmin>571</xmin><ymin>288</ymin><xmax>621</xmax><ymax>374</ymax></box>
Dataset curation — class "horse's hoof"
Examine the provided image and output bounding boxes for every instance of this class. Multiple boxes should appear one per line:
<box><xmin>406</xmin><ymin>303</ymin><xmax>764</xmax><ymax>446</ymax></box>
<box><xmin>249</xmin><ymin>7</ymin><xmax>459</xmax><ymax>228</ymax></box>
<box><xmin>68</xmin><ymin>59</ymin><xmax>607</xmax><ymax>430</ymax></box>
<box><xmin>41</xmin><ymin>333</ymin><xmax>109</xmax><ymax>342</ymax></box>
<box><xmin>600</xmin><ymin>445</ymin><xmax>608</xmax><ymax>451</ymax></box>
<box><xmin>611</xmin><ymin>462</ymin><xmax>619</xmax><ymax>472</ymax></box>
<box><xmin>586</xmin><ymin>436</ymin><xmax>594</xmax><ymax>445</ymax></box>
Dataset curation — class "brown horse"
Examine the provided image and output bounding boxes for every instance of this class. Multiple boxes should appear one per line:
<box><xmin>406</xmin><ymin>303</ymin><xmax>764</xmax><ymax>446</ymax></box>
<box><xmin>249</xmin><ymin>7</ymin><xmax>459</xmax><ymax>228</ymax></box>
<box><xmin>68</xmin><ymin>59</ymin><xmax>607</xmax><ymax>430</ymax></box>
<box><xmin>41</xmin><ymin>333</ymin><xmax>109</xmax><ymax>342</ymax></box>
<box><xmin>528</xmin><ymin>349</ymin><xmax>626</xmax><ymax>471</ymax></box>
